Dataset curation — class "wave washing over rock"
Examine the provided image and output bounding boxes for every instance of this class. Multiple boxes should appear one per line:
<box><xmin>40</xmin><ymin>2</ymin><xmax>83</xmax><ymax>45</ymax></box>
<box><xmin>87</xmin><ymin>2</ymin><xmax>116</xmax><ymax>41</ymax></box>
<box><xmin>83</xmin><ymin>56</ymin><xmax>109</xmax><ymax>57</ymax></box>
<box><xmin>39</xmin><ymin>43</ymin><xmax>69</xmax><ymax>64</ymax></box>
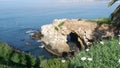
<box><xmin>31</xmin><ymin>19</ymin><xmax>118</xmax><ymax>57</ymax></box>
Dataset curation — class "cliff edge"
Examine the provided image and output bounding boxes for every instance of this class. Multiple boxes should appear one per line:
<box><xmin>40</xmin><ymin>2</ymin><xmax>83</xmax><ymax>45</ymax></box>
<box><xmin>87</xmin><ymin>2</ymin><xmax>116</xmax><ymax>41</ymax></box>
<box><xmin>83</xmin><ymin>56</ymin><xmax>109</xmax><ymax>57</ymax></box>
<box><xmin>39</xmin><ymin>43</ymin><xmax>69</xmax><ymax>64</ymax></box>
<box><xmin>31</xmin><ymin>19</ymin><xmax>118</xmax><ymax>56</ymax></box>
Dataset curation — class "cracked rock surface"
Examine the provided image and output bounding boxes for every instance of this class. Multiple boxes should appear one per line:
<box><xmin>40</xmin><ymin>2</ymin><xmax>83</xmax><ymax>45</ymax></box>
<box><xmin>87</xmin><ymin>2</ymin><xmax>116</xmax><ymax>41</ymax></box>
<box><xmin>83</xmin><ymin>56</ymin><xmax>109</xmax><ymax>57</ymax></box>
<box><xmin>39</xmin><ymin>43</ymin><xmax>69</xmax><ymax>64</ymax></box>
<box><xmin>32</xmin><ymin>19</ymin><xmax>117</xmax><ymax>56</ymax></box>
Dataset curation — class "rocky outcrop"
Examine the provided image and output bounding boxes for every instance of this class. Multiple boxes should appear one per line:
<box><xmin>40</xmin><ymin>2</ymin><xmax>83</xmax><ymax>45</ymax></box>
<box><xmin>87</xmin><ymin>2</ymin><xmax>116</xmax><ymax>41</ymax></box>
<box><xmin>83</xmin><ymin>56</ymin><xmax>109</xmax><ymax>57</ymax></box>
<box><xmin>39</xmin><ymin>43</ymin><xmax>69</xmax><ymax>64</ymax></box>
<box><xmin>32</xmin><ymin>19</ymin><xmax>118</xmax><ymax>56</ymax></box>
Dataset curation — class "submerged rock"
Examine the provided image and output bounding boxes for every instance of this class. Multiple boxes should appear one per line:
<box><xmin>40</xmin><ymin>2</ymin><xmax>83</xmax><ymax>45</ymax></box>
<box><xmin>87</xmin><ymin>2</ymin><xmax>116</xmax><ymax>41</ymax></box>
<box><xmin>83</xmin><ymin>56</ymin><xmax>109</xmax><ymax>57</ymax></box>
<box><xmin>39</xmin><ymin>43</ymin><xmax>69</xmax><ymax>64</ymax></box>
<box><xmin>30</xmin><ymin>31</ymin><xmax>43</xmax><ymax>40</ymax></box>
<box><xmin>32</xmin><ymin>19</ymin><xmax>118</xmax><ymax>56</ymax></box>
<box><xmin>25</xmin><ymin>42</ymin><xmax>31</xmax><ymax>46</ymax></box>
<box><xmin>20</xmin><ymin>39</ymin><xmax>25</xmax><ymax>41</ymax></box>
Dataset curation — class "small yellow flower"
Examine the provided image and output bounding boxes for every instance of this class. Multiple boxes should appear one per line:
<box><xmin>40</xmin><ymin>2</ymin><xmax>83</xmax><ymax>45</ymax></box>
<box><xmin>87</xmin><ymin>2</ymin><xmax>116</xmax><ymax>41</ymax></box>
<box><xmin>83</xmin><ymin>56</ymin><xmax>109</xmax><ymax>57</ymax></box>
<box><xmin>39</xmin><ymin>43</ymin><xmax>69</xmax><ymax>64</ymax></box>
<box><xmin>119</xmin><ymin>42</ymin><xmax>120</xmax><ymax>45</ymax></box>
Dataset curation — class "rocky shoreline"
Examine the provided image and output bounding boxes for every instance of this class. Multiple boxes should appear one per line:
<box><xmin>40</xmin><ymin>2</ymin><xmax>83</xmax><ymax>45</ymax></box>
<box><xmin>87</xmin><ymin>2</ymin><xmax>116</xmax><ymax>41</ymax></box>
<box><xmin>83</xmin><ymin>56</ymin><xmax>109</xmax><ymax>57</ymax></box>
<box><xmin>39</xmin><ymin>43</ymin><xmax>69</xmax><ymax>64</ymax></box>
<box><xmin>31</xmin><ymin>19</ymin><xmax>118</xmax><ymax>57</ymax></box>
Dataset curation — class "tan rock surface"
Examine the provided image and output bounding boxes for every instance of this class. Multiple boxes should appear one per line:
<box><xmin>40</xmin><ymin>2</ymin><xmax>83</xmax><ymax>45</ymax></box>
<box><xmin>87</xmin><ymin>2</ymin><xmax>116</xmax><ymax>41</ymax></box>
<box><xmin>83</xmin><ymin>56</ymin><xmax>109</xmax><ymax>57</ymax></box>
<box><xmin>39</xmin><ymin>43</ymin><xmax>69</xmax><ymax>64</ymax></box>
<box><xmin>33</xmin><ymin>19</ymin><xmax>117</xmax><ymax>56</ymax></box>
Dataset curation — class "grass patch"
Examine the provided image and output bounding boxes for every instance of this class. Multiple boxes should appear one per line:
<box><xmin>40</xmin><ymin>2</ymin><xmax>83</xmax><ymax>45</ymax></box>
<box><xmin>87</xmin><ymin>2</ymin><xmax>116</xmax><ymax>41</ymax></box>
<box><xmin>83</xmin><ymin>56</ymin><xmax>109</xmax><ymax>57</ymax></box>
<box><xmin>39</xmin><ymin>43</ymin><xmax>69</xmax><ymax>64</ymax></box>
<box><xmin>58</xmin><ymin>22</ymin><xmax>64</xmax><ymax>27</ymax></box>
<box><xmin>39</xmin><ymin>56</ymin><xmax>70</xmax><ymax>68</ymax></box>
<box><xmin>86</xmin><ymin>18</ymin><xmax>111</xmax><ymax>24</ymax></box>
<box><xmin>70</xmin><ymin>37</ymin><xmax>120</xmax><ymax>68</ymax></box>
<box><xmin>55</xmin><ymin>22</ymin><xmax>65</xmax><ymax>31</ymax></box>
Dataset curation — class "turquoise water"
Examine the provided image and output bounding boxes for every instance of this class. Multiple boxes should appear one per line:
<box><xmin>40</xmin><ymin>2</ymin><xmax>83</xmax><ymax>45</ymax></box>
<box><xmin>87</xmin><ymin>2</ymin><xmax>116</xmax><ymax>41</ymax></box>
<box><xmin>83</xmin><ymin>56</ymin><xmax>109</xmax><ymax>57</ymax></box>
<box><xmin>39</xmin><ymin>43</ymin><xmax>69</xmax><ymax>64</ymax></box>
<box><xmin>0</xmin><ymin>0</ymin><xmax>119</xmax><ymax>57</ymax></box>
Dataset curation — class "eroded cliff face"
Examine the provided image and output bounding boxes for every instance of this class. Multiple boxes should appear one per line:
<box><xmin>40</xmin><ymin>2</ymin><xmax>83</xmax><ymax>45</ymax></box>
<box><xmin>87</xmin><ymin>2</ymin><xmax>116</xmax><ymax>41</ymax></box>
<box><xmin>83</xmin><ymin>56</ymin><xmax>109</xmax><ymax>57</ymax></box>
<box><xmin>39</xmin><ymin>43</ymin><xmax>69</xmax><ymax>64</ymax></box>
<box><xmin>31</xmin><ymin>19</ymin><xmax>117</xmax><ymax>56</ymax></box>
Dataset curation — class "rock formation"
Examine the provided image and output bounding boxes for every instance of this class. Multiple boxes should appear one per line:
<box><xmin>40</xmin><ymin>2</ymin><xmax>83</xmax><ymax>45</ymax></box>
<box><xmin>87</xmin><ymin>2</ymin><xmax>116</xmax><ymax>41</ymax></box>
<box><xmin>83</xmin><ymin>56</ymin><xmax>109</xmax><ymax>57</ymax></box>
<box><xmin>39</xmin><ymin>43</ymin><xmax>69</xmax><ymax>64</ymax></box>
<box><xmin>31</xmin><ymin>19</ymin><xmax>118</xmax><ymax>56</ymax></box>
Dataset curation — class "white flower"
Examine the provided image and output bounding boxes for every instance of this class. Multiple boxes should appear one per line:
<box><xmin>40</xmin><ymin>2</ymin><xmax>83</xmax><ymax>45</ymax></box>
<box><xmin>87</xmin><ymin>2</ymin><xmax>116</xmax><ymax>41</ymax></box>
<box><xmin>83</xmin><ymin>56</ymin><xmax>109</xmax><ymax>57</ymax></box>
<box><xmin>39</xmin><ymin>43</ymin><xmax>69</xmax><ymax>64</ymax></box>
<box><xmin>85</xmin><ymin>49</ymin><xmax>89</xmax><ymax>51</ymax></box>
<box><xmin>119</xmin><ymin>42</ymin><xmax>120</xmax><ymax>45</ymax></box>
<box><xmin>118</xmin><ymin>59</ymin><xmax>120</xmax><ymax>63</ymax></box>
<box><xmin>118</xmin><ymin>35</ymin><xmax>120</xmax><ymax>37</ymax></box>
<box><xmin>87</xmin><ymin>58</ymin><xmax>92</xmax><ymax>61</ymax></box>
<box><xmin>81</xmin><ymin>57</ymin><xmax>87</xmax><ymax>61</ymax></box>
<box><xmin>61</xmin><ymin>60</ymin><xmax>66</xmax><ymax>63</ymax></box>
<box><xmin>39</xmin><ymin>45</ymin><xmax>44</xmax><ymax>48</ymax></box>
<box><xmin>100</xmin><ymin>41</ymin><xmax>104</xmax><ymax>45</ymax></box>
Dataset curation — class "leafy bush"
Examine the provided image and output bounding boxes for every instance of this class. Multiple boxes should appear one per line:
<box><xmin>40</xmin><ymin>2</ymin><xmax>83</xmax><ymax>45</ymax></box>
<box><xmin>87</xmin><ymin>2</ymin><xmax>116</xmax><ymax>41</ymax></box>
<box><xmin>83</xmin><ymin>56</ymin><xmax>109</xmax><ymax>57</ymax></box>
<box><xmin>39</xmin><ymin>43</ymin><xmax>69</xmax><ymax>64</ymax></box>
<box><xmin>10</xmin><ymin>52</ymin><xmax>27</xmax><ymax>65</ymax></box>
<box><xmin>19</xmin><ymin>52</ymin><xmax>27</xmax><ymax>65</ymax></box>
<box><xmin>78</xmin><ymin>18</ymin><xmax>82</xmax><ymax>21</ymax></box>
<box><xmin>0</xmin><ymin>42</ymin><xmax>36</xmax><ymax>68</ymax></box>
<box><xmin>10</xmin><ymin>52</ymin><xmax>20</xmax><ymax>64</ymax></box>
<box><xmin>39</xmin><ymin>56</ymin><xmax>70</xmax><ymax>68</ymax></box>
<box><xmin>26</xmin><ymin>54</ymin><xmax>36</xmax><ymax>67</ymax></box>
<box><xmin>95</xmin><ymin>18</ymin><xmax>111</xmax><ymax>24</ymax></box>
<box><xmin>55</xmin><ymin>26</ymin><xmax>59</xmax><ymax>31</ymax></box>
<box><xmin>0</xmin><ymin>42</ymin><xmax>13</xmax><ymax>61</ymax></box>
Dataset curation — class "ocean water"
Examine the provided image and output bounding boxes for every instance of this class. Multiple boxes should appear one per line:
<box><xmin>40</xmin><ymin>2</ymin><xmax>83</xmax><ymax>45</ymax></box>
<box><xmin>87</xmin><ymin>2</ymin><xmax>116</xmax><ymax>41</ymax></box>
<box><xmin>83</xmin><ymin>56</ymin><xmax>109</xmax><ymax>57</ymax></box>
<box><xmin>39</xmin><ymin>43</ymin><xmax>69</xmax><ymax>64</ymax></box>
<box><xmin>0</xmin><ymin>0</ymin><xmax>119</xmax><ymax>57</ymax></box>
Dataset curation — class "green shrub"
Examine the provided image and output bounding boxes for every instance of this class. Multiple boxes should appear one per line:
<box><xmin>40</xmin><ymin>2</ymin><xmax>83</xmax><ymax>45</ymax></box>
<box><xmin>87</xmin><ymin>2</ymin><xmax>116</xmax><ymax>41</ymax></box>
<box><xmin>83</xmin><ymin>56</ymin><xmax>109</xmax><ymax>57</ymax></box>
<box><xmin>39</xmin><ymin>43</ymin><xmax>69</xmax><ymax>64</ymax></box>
<box><xmin>26</xmin><ymin>54</ymin><xmax>36</xmax><ymax>67</ymax></box>
<box><xmin>0</xmin><ymin>42</ymin><xmax>36</xmax><ymax>68</ymax></box>
<box><xmin>10</xmin><ymin>52</ymin><xmax>20</xmax><ymax>64</ymax></box>
<box><xmin>78</xmin><ymin>18</ymin><xmax>82</xmax><ymax>21</ymax></box>
<box><xmin>19</xmin><ymin>52</ymin><xmax>27</xmax><ymax>65</ymax></box>
<box><xmin>96</xmin><ymin>18</ymin><xmax>111</xmax><ymax>24</ymax></box>
<box><xmin>0</xmin><ymin>42</ymin><xmax>13</xmax><ymax>61</ymax></box>
<box><xmin>39</xmin><ymin>57</ymin><xmax>70</xmax><ymax>68</ymax></box>
<box><xmin>55</xmin><ymin>27</ymin><xmax>59</xmax><ymax>31</ymax></box>
<box><xmin>10</xmin><ymin>52</ymin><xmax>27</xmax><ymax>65</ymax></box>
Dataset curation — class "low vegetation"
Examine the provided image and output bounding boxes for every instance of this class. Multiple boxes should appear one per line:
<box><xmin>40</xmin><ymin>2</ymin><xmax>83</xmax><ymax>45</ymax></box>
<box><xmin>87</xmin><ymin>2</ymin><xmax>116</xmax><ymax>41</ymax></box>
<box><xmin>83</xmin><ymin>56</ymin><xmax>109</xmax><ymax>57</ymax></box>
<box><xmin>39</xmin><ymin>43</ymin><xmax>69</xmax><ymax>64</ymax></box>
<box><xmin>39</xmin><ymin>56</ymin><xmax>70</xmax><ymax>68</ymax></box>
<box><xmin>0</xmin><ymin>42</ymin><xmax>36</xmax><ymax>68</ymax></box>
<box><xmin>0</xmin><ymin>42</ymin><xmax>70</xmax><ymax>68</ymax></box>
<box><xmin>0</xmin><ymin>17</ymin><xmax>120</xmax><ymax>67</ymax></box>
<box><xmin>86</xmin><ymin>18</ymin><xmax>111</xmax><ymax>24</ymax></box>
<box><xmin>1</xmin><ymin>35</ymin><xmax>120</xmax><ymax>68</ymax></box>
<box><xmin>58</xmin><ymin>22</ymin><xmax>65</xmax><ymax>27</ymax></box>
<box><xmin>70</xmin><ymin>37</ymin><xmax>120</xmax><ymax>68</ymax></box>
<box><xmin>55</xmin><ymin>22</ymin><xmax>65</xmax><ymax>31</ymax></box>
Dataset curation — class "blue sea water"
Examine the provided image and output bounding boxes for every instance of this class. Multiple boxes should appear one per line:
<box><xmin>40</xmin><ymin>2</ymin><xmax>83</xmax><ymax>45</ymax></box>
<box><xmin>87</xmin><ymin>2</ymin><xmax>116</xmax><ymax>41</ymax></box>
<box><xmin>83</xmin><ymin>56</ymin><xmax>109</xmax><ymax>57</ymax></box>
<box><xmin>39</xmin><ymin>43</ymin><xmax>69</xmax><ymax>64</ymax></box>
<box><xmin>0</xmin><ymin>0</ymin><xmax>119</xmax><ymax>57</ymax></box>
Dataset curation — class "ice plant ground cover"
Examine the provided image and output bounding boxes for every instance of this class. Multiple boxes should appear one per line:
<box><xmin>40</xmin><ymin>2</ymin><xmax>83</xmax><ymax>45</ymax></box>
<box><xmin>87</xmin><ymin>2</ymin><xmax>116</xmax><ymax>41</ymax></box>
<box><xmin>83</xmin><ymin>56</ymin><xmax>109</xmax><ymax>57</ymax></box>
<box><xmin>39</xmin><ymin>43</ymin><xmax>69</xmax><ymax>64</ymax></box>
<box><xmin>70</xmin><ymin>37</ymin><xmax>120</xmax><ymax>68</ymax></box>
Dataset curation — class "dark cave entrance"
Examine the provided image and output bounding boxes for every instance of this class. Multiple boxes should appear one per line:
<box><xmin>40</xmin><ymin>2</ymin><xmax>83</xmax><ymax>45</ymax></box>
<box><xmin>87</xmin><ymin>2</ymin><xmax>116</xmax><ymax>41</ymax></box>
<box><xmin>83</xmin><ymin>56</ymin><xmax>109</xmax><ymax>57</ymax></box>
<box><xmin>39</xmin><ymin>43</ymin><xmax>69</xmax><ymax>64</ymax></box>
<box><xmin>66</xmin><ymin>32</ymin><xmax>81</xmax><ymax>53</ymax></box>
<box><xmin>62</xmin><ymin>32</ymin><xmax>87</xmax><ymax>57</ymax></box>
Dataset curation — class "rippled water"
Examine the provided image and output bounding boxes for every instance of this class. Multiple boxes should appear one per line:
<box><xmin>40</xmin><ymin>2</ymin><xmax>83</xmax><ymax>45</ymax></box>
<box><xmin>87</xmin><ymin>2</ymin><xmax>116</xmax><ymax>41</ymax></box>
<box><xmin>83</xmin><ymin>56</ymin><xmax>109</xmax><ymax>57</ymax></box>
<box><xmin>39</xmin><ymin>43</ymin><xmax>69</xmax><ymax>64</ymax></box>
<box><xmin>0</xmin><ymin>0</ymin><xmax>119</xmax><ymax>57</ymax></box>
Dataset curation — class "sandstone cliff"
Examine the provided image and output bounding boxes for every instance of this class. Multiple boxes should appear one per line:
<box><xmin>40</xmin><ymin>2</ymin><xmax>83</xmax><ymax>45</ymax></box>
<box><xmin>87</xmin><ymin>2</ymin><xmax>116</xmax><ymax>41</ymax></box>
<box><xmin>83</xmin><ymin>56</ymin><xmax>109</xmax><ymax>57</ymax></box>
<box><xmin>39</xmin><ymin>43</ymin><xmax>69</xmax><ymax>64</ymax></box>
<box><xmin>31</xmin><ymin>19</ymin><xmax>118</xmax><ymax>56</ymax></box>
